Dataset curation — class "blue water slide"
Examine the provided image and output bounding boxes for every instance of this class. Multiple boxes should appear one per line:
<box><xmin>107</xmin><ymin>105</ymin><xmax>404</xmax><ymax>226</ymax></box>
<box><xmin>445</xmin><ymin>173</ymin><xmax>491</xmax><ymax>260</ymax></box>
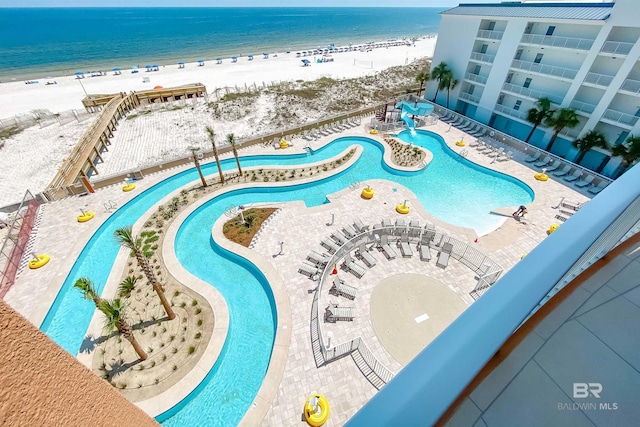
<box><xmin>400</xmin><ymin>111</ymin><xmax>415</xmax><ymax>131</ymax></box>
<box><xmin>396</xmin><ymin>100</ymin><xmax>434</xmax><ymax>117</ymax></box>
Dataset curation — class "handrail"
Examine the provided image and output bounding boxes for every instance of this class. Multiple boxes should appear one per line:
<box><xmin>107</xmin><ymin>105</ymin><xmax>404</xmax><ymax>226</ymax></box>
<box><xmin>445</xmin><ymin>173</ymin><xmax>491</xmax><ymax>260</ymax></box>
<box><xmin>602</xmin><ymin>108</ymin><xmax>639</xmax><ymax>127</ymax></box>
<box><xmin>502</xmin><ymin>82</ymin><xmax>564</xmax><ymax>104</ymax></box>
<box><xmin>458</xmin><ymin>91</ymin><xmax>481</xmax><ymax>104</ymax></box>
<box><xmin>493</xmin><ymin>104</ymin><xmax>528</xmax><ymax>121</ymax></box>
<box><xmin>476</xmin><ymin>29</ymin><xmax>503</xmax><ymax>40</ymax></box>
<box><xmin>469</xmin><ymin>52</ymin><xmax>495</xmax><ymax>63</ymax></box>
<box><xmin>510</xmin><ymin>59</ymin><xmax>578</xmax><ymax>80</ymax></box>
<box><xmin>600</xmin><ymin>40</ymin><xmax>634</xmax><ymax>55</ymax></box>
<box><xmin>620</xmin><ymin>78</ymin><xmax>640</xmax><ymax>95</ymax></box>
<box><xmin>569</xmin><ymin>99</ymin><xmax>597</xmax><ymax>115</ymax></box>
<box><xmin>583</xmin><ymin>71</ymin><xmax>614</xmax><ymax>87</ymax></box>
<box><xmin>520</xmin><ymin>33</ymin><xmax>594</xmax><ymax>50</ymax></box>
<box><xmin>464</xmin><ymin>72</ymin><xmax>488</xmax><ymax>85</ymax></box>
<box><xmin>347</xmin><ymin>164</ymin><xmax>640</xmax><ymax>427</ymax></box>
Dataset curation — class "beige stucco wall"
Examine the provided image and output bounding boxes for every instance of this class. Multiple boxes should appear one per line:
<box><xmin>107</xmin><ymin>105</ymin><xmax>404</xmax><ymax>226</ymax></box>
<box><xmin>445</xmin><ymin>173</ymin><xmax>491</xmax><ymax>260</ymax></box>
<box><xmin>0</xmin><ymin>299</ymin><xmax>159</xmax><ymax>427</ymax></box>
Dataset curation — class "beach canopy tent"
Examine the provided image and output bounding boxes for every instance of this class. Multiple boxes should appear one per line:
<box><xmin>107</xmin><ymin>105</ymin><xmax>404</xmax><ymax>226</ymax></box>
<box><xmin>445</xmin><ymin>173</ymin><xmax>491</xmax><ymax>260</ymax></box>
<box><xmin>145</xmin><ymin>65</ymin><xmax>152</xmax><ymax>71</ymax></box>
<box><xmin>178</xmin><ymin>61</ymin><xmax>185</xmax><ymax>68</ymax></box>
<box><xmin>74</xmin><ymin>71</ymin><xmax>84</xmax><ymax>79</ymax></box>
<box><xmin>152</xmin><ymin>64</ymin><xmax>159</xmax><ymax>71</ymax></box>
<box><xmin>301</xmin><ymin>59</ymin><xmax>311</xmax><ymax>67</ymax></box>
<box><xmin>248</xmin><ymin>54</ymin><xmax>254</xmax><ymax>60</ymax></box>
<box><xmin>197</xmin><ymin>59</ymin><xmax>205</xmax><ymax>66</ymax></box>
<box><xmin>296</xmin><ymin>52</ymin><xmax>301</xmax><ymax>57</ymax></box>
<box><xmin>112</xmin><ymin>67</ymin><xmax>121</xmax><ymax>75</ymax></box>
<box><xmin>131</xmin><ymin>65</ymin><xmax>139</xmax><ymax>73</ymax></box>
<box><xmin>216</xmin><ymin>58</ymin><xmax>222</xmax><ymax>64</ymax></box>
<box><xmin>231</xmin><ymin>56</ymin><xmax>237</xmax><ymax>62</ymax></box>
<box><xmin>263</xmin><ymin>52</ymin><xmax>269</xmax><ymax>58</ymax></box>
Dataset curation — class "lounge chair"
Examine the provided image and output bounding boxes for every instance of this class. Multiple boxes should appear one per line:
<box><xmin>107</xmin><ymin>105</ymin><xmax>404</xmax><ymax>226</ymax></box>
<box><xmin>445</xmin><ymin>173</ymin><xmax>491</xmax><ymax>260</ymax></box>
<box><xmin>356</xmin><ymin>242</ymin><xmax>377</xmax><ymax>268</ymax></box>
<box><xmin>555</xmin><ymin>213</ymin><xmax>570</xmax><ymax>222</ymax></box>
<box><xmin>398</xmin><ymin>234</ymin><xmax>413</xmax><ymax>258</ymax></box>
<box><xmin>306</xmin><ymin>250</ymin><xmax>330</xmax><ymax>268</ymax></box>
<box><xmin>544</xmin><ymin>161</ymin><xmax>561</xmax><ymax>173</ymax></box>
<box><xmin>343</xmin><ymin>252</ymin><xmax>366</xmax><ymax>278</ymax></box>
<box><xmin>329</xmin><ymin>276</ymin><xmax>357</xmax><ymax>300</ymax></box>
<box><xmin>497</xmin><ymin>150</ymin><xmax>513</xmax><ymax>162</ymax></box>
<box><xmin>331</xmin><ymin>230</ymin><xmax>349</xmax><ymax>245</ymax></box>
<box><xmin>409</xmin><ymin>220</ymin><xmax>421</xmax><ymax>238</ymax></box>
<box><xmin>419</xmin><ymin>242</ymin><xmax>431</xmax><ymax>261</ymax></box>
<box><xmin>378</xmin><ymin>234</ymin><xmax>397</xmax><ymax>260</ymax></box>
<box><xmin>324</xmin><ymin>302</ymin><xmax>355</xmax><ymax>322</ymax></box>
<box><xmin>575</xmin><ymin>175</ymin><xmax>594</xmax><ymax>188</ymax></box>
<box><xmin>394</xmin><ymin>218</ymin><xmax>407</xmax><ymax>235</ymax></box>
<box><xmin>436</xmin><ymin>242</ymin><xmax>454</xmax><ymax>269</ymax></box>
<box><xmin>564</xmin><ymin>170</ymin><xmax>583</xmax><ymax>182</ymax></box>
<box><xmin>488</xmin><ymin>147</ymin><xmax>504</xmax><ymax>158</ymax></box>
<box><xmin>468</xmin><ymin>138</ymin><xmax>481</xmax><ymax>147</ymax></box>
<box><xmin>422</xmin><ymin>223</ymin><xmax>436</xmax><ymax>245</ymax></box>
<box><xmin>321</xmin><ymin>238</ymin><xmax>340</xmax><ymax>254</ymax></box>
<box><xmin>298</xmin><ymin>262</ymin><xmax>319</xmax><ymax>278</ymax></box>
<box><xmin>561</xmin><ymin>200</ymin><xmax>584</xmax><ymax>211</ymax></box>
<box><xmin>524</xmin><ymin>152</ymin><xmax>542</xmax><ymax>163</ymax></box>
<box><xmin>343</xmin><ymin>223</ymin><xmax>358</xmax><ymax>238</ymax></box>
<box><xmin>471</xmin><ymin>126</ymin><xmax>486</xmax><ymax>137</ymax></box>
<box><xmin>552</xmin><ymin>165</ymin><xmax>571</xmax><ymax>177</ymax></box>
<box><xmin>460</xmin><ymin>121</ymin><xmax>476</xmax><ymax>132</ymax></box>
<box><xmin>534</xmin><ymin>156</ymin><xmax>552</xmax><ymax>168</ymax></box>
<box><xmin>588</xmin><ymin>181</ymin><xmax>609</xmax><ymax>195</ymax></box>
<box><xmin>353</xmin><ymin>219</ymin><xmax>369</xmax><ymax>233</ymax></box>
<box><xmin>382</xmin><ymin>218</ymin><xmax>393</xmax><ymax>228</ymax></box>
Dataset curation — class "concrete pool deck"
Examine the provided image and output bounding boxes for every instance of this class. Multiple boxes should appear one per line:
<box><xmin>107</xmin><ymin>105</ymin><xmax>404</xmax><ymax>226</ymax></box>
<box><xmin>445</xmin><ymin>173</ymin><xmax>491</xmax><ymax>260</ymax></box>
<box><xmin>4</xmin><ymin>117</ymin><xmax>591</xmax><ymax>426</ymax></box>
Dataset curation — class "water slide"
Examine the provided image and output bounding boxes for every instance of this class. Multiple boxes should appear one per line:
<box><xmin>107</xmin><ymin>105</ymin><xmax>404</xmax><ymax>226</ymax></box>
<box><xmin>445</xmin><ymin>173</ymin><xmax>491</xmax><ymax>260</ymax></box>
<box><xmin>400</xmin><ymin>111</ymin><xmax>416</xmax><ymax>131</ymax></box>
<box><xmin>396</xmin><ymin>100</ymin><xmax>434</xmax><ymax>132</ymax></box>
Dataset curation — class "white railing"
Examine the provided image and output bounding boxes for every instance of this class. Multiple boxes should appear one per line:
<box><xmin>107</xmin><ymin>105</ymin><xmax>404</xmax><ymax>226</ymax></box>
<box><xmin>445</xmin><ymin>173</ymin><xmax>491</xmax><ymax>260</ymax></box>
<box><xmin>493</xmin><ymin>104</ymin><xmax>529</xmax><ymax>121</ymax></box>
<box><xmin>464</xmin><ymin>72</ymin><xmax>488</xmax><ymax>85</ymax></box>
<box><xmin>619</xmin><ymin>78</ymin><xmax>640</xmax><ymax>95</ymax></box>
<box><xmin>510</xmin><ymin>59</ymin><xmax>578</xmax><ymax>80</ymax></box>
<box><xmin>602</xmin><ymin>109</ymin><xmax>639</xmax><ymax>127</ymax></box>
<box><xmin>583</xmin><ymin>72</ymin><xmax>614</xmax><ymax>87</ymax></box>
<box><xmin>558</xmin><ymin>127</ymin><xmax>581</xmax><ymax>140</ymax></box>
<box><xmin>476</xmin><ymin>29</ymin><xmax>504</xmax><ymax>40</ymax></box>
<box><xmin>520</xmin><ymin>33</ymin><xmax>594</xmax><ymax>50</ymax></box>
<box><xmin>501</xmin><ymin>82</ymin><xmax>563</xmax><ymax>104</ymax></box>
<box><xmin>600</xmin><ymin>41</ymin><xmax>634</xmax><ymax>55</ymax></box>
<box><xmin>569</xmin><ymin>99</ymin><xmax>597</xmax><ymax>115</ymax></box>
<box><xmin>458</xmin><ymin>91</ymin><xmax>481</xmax><ymax>104</ymax></box>
<box><xmin>470</xmin><ymin>52</ymin><xmax>495</xmax><ymax>63</ymax></box>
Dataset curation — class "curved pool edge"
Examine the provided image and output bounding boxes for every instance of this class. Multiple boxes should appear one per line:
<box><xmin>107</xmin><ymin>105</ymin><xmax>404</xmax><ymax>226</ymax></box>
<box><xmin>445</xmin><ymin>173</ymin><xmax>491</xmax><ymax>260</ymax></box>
<box><xmin>376</xmin><ymin>133</ymin><xmax>432</xmax><ymax>173</ymax></box>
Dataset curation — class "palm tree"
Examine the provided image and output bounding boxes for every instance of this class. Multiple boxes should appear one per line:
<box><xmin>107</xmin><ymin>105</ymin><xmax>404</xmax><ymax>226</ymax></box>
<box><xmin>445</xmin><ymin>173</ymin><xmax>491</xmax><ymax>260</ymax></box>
<box><xmin>415</xmin><ymin>69</ymin><xmax>429</xmax><ymax>99</ymax></box>
<box><xmin>572</xmin><ymin>130</ymin><xmax>608</xmax><ymax>165</ymax></box>
<box><xmin>444</xmin><ymin>72</ymin><xmax>459</xmax><ymax>109</ymax></box>
<box><xmin>114</xmin><ymin>226</ymin><xmax>176</xmax><ymax>321</ymax></box>
<box><xmin>205</xmin><ymin>126</ymin><xmax>225</xmax><ymax>184</ymax></box>
<box><xmin>227</xmin><ymin>133</ymin><xmax>243</xmax><ymax>176</ymax></box>
<box><xmin>525</xmin><ymin>97</ymin><xmax>554</xmax><ymax>143</ymax></box>
<box><xmin>74</xmin><ymin>277</ymin><xmax>103</xmax><ymax>308</ymax></box>
<box><xmin>99</xmin><ymin>298</ymin><xmax>147</xmax><ymax>361</ymax></box>
<box><xmin>118</xmin><ymin>276</ymin><xmax>138</xmax><ymax>298</ymax></box>
<box><xmin>188</xmin><ymin>147</ymin><xmax>207</xmax><ymax>188</ymax></box>
<box><xmin>544</xmin><ymin>108</ymin><xmax>579</xmax><ymax>152</ymax></box>
<box><xmin>612</xmin><ymin>135</ymin><xmax>640</xmax><ymax>176</ymax></box>
<box><xmin>430</xmin><ymin>62</ymin><xmax>450</xmax><ymax>103</ymax></box>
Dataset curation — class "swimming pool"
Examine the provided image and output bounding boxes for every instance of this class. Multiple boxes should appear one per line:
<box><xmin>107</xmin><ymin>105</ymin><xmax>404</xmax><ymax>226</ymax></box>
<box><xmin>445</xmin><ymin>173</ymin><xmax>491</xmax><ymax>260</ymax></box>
<box><xmin>40</xmin><ymin>131</ymin><xmax>533</xmax><ymax>426</ymax></box>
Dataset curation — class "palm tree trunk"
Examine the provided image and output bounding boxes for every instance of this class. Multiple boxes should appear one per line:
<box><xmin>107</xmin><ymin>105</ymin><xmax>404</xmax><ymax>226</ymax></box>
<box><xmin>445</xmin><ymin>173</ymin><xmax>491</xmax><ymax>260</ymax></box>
<box><xmin>446</xmin><ymin>89</ymin><xmax>451</xmax><ymax>109</ymax></box>
<box><xmin>525</xmin><ymin>124</ymin><xmax>538</xmax><ymax>143</ymax></box>
<box><xmin>211</xmin><ymin>146</ymin><xmax>225</xmax><ymax>184</ymax></box>
<box><xmin>152</xmin><ymin>281</ymin><xmax>176</xmax><ymax>320</ymax></box>
<box><xmin>194</xmin><ymin>159</ymin><xmax>207</xmax><ymax>187</ymax></box>
<box><xmin>119</xmin><ymin>323</ymin><xmax>147</xmax><ymax>361</ymax></box>
<box><xmin>432</xmin><ymin>87</ymin><xmax>439</xmax><ymax>103</ymax></box>
<box><xmin>595</xmin><ymin>156</ymin><xmax>610</xmax><ymax>174</ymax></box>
<box><xmin>546</xmin><ymin>131</ymin><xmax>560</xmax><ymax>152</ymax></box>
<box><xmin>232</xmin><ymin>146</ymin><xmax>243</xmax><ymax>176</ymax></box>
<box><xmin>575</xmin><ymin>151</ymin><xmax>587</xmax><ymax>165</ymax></box>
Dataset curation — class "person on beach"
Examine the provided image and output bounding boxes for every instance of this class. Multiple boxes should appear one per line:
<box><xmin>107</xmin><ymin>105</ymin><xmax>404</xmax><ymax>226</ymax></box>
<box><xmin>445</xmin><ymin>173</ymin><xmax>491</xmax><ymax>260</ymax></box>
<box><xmin>513</xmin><ymin>205</ymin><xmax>528</xmax><ymax>218</ymax></box>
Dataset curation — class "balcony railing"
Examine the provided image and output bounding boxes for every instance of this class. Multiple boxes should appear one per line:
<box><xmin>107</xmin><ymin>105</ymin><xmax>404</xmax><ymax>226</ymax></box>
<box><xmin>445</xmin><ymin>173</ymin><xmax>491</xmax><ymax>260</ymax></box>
<box><xmin>619</xmin><ymin>78</ymin><xmax>640</xmax><ymax>95</ymax></box>
<box><xmin>458</xmin><ymin>91</ymin><xmax>481</xmax><ymax>104</ymax></box>
<box><xmin>569</xmin><ymin>99</ymin><xmax>597</xmax><ymax>115</ymax></box>
<box><xmin>502</xmin><ymin>82</ymin><xmax>563</xmax><ymax>104</ymax></box>
<box><xmin>583</xmin><ymin>72</ymin><xmax>614</xmax><ymax>87</ymax></box>
<box><xmin>464</xmin><ymin>72</ymin><xmax>488</xmax><ymax>85</ymax></box>
<box><xmin>469</xmin><ymin>52</ymin><xmax>495</xmax><ymax>63</ymax></box>
<box><xmin>520</xmin><ymin>33</ymin><xmax>594</xmax><ymax>50</ymax></box>
<box><xmin>602</xmin><ymin>108</ymin><xmax>640</xmax><ymax>127</ymax></box>
<box><xmin>476</xmin><ymin>29</ymin><xmax>504</xmax><ymax>40</ymax></box>
<box><xmin>511</xmin><ymin>59</ymin><xmax>578</xmax><ymax>80</ymax></box>
<box><xmin>493</xmin><ymin>103</ymin><xmax>529</xmax><ymax>121</ymax></box>
<box><xmin>600</xmin><ymin>41</ymin><xmax>634</xmax><ymax>55</ymax></box>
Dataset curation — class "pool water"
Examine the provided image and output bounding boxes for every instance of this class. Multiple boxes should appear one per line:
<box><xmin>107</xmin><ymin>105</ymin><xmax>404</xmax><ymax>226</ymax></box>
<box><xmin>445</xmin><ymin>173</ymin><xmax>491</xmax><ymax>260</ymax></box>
<box><xmin>39</xmin><ymin>131</ymin><xmax>533</xmax><ymax>426</ymax></box>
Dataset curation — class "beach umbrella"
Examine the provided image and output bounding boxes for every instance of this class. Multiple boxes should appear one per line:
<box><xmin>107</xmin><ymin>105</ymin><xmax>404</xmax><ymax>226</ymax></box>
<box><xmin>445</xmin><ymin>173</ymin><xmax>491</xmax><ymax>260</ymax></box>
<box><xmin>112</xmin><ymin>67</ymin><xmax>120</xmax><ymax>71</ymax></box>
<box><xmin>231</xmin><ymin>56</ymin><xmax>237</xmax><ymax>62</ymax></box>
<box><xmin>75</xmin><ymin>71</ymin><xmax>84</xmax><ymax>75</ymax></box>
<box><xmin>178</xmin><ymin>61</ymin><xmax>184</xmax><ymax>65</ymax></box>
<box><xmin>197</xmin><ymin>59</ymin><xmax>205</xmax><ymax>66</ymax></box>
<box><xmin>248</xmin><ymin>54</ymin><xmax>254</xmax><ymax>60</ymax></box>
<box><xmin>154</xmin><ymin>85</ymin><xmax>163</xmax><ymax>90</ymax></box>
<box><xmin>263</xmin><ymin>52</ymin><xmax>269</xmax><ymax>58</ymax></box>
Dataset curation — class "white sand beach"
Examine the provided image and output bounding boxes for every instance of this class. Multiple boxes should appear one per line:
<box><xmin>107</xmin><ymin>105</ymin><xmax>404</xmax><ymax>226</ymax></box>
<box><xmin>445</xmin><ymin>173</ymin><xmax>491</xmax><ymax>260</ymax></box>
<box><xmin>0</xmin><ymin>38</ymin><xmax>436</xmax><ymax>207</ymax></box>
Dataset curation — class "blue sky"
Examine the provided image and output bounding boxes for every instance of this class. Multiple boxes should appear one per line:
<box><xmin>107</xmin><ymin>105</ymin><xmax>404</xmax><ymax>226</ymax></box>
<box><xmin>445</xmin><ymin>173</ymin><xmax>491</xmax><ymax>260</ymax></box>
<box><xmin>1</xmin><ymin>0</ymin><xmax>488</xmax><ymax>7</ymax></box>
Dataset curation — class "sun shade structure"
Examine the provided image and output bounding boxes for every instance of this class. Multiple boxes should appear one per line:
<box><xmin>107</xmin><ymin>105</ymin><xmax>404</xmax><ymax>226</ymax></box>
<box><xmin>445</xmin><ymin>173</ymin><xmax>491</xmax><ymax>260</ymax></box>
<box><xmin>263</xmin><ymin>52</ymin><xmax>269</xmax><ymax>58</ymax></box>
<box><xmin>197</xmin><ymin>59</ymin><xmax>205</xmax><ymax>66</ymax></box>
<box><xmin>248</xmin><ymin>54</ymin><xmax>254</xmax><ymax>60</ymax></box>
<box><xmin>231</xmin><ymin>56</ymin><xmax>237</xmax><ymax>62</ymax></box>
<box><xmin>216</xmin><ymin>58</ymin><xmax>222</xmax><ymax>64</ymax></box>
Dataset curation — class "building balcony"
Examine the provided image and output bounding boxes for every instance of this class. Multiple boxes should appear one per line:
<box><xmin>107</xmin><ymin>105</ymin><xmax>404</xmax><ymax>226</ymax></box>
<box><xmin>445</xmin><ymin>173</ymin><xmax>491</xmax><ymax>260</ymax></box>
<box><xmin>464</xmin><ymin>72</ymin><xmax>488</xmax><ymax>85</ymax></box>
<box><xmin>501</xmin><ymin>82</ymin><xmax>563</xmax><ymax>104</ymax></box>
<box><xmin>601</xmin><ymin>108</ymin><xmax>639</xmax><ymax>128</ymax></box>
<box><xmin>494</xmin><ymin>103</ymin><xmax>529</xmax><ymax>121</ymax></box>
<box><xmin>558</xmin><ymin>127</ymin><xmax>580</xmax><ymax>140</ymax></box>
<box><xmin>569</xmin><ymin>99</ymin><xmax>597</xmax><ymax>116</ymax></box>
<box><xmin>458</xmin><ymin>91</ymin><xmax>481</xmax><ymax>105</ymax></box>
<box><xmin>619</xmin><ymin>78</ymin><xmax>640</xmax><ymax>95</ymax></box>
<box><xmin>510</xmin><ymin>59</ymin><xmax>578</xmax><ymax>81</ymax></box>
<box><xmin>583</xmin><ymin>72</ymin><xmax>614</xmax><ymax>88</ymax></box>
<box><xmin>600</xmin><ymin>41</ymin><xmax>634</xmax><ymax>56</ymax></box>
<box><xmin>520</xmin><ymin>33</ymin><xmax>594</xmax><ymax>51</ymax></box>
<box><xmin>469</xmin><ymin>52</ymin><xmax>495</xmax><ymax>64</ymax></box>
<box><xmin>476</xmin><ymin>29</ymin><xmax>504</xmax><ymax>41</ymax></box>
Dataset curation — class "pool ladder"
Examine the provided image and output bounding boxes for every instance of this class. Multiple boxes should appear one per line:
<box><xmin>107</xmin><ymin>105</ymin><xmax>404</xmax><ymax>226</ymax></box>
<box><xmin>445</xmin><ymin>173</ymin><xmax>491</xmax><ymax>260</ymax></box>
<box><xmin>104</xmin><ymin>200</ymin><xmax>117</xmax><ymax>213</ymax></box>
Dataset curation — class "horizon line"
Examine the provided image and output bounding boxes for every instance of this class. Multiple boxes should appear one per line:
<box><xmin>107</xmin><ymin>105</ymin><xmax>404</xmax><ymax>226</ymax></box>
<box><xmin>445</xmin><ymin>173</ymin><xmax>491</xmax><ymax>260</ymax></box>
<box><xmin>0</xmin><ymin>5</ymin><xmax>451</xmax><ymax>8</ymax></box>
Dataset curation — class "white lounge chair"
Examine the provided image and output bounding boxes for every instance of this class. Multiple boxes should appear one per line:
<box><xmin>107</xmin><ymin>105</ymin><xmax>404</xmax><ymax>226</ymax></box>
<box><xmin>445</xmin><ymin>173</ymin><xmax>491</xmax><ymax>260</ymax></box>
<box><xmin>353</xmin><ymin>219</ymin><xmax>369</xmax><ymax>233</ymax></box>
<box><xmin>398</xmin><ymin>234</ymin><xmax>413</xmax><ymax>258</ymax></box>
<box><xmin>331</xmin><ymin>230</ymin><xmax>349</xmax><ymax>245</ymax></box>
<box><xmin>497</xmin><ymin>150</ymin><xmax>513</xmax><ymax>162</ymax></box>
<box><xmin>321</xmin><ymin>238</ymin><xmax>340</xmax><ymax>254</ymax></box>
<box><xmin>306</xmin><ymin>250</ymin><xmax>330</xmax><ymax>268</ymax></box>
<box><xmin>324</xmin><ymin>303</ymin><xmax>355</xmax><ymax>322</ymax></box>
<box><xmin>329</xmin><ymin>276</ymin><xmax>357</xmax><ymax>300</ymax></box>
<box><xmin>343</xmin><ymin>252</ymin><xmax>366</xmax><ymax>278</ymax></box>
<box><xmin>378</xmin><ymin>234</ymin><xmax>397</xmax><ymax>260</ymax></box>
<box><xmin>356</xmin><ymin>242</ymin><xmax>377</xmax><ymax>268</ymax></box>
<box><xmin>575</xmin><ymin>175</ymin><xmax>594</xmax><ymax>188</ymax></box>
<box><xmin>419</xmin><ymin>243</ymin><xmax>431</xmax><ymax>262</ymax></box>
<box><xmin>298</xmin><ymin>262</ymin><xmax>318</xmax><ymax>278</ymax></box>
<box><xmin>394</xmin><ymin>218</ymin><xmax>407</xmax><ymax>235</ymax></box>
<box><xmin>436</xmin><ymin>242</ymin><xmax>454</xmax><ymax>269</ymax></box>
<box><xmin>343</xmin><ymin>224</ymin><xmax>358</xmax><ymax>238</ymax></box>
<box><xmin>588</xmin><ymin>181</ymin><xmax>609</xmax><ymax>195</ymax></box>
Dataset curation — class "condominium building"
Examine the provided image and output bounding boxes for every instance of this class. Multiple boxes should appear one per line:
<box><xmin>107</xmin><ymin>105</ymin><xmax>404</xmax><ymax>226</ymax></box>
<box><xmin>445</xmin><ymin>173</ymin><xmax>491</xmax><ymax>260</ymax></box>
<box><xmin>424</xmin><ymin>0</ymin><xmax>640</xmax><ymax>178</ymax></box>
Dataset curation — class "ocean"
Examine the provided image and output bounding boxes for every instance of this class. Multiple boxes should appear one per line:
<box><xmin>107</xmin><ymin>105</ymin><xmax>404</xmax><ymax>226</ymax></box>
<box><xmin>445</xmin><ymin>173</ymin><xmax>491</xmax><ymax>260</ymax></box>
<box><xmin>0</xmin><ymin>7</ymin><xmax>444</xmax><ymax>80</ymax></box>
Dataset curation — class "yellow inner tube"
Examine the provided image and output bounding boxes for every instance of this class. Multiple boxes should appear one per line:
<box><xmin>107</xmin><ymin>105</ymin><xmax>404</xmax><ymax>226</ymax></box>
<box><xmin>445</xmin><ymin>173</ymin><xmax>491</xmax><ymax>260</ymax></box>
<box><xmin>396</xmin><ymin>204</ymin><xmax>410</xmax><ymax>214</ymax></box>
<box><xmin>534</xmin><ymin>173</ymin><xmax>548</xmax><ymax>181</ymax></box>
<box><xmin>279</xmin><ymin>139</ymin><xmax>289</xmax><ymax>148</ymax></box>
<box><xmin>369</xmin><ymin>129</ymin><xmax>378</xmax><ymax>134</ymax></box>
<box><xmin>123</xmin><ymin>183</ymin><xmax>136</xmax><ymax>192</ymax></box>
<box><xmin>77</xmin><ymin>211</ymin><xmax>95</xmax><ymax>223</ymax></box>
<box><xmin>549</xmin><ymin>224</ymin><xmax>559</xmax><ymax>234</ymax></box>
<box><xmin>304</xmin><ymin>394</ymin><xmax>330</xmax><ymax>427</ymax></box>
<box><xmin>361</xmin><ymin>187</ymin><xmax>374</xmax><ymax>199</ymax></box>
<box><xmin>29</xmin><ymin>254</ymin><xmax>50</xmax><ymax>269</ymax></box>
<box><xmin>456</xmin><ymin>141</ymin><xmax>465</xmax><ymax>146</ymax></box>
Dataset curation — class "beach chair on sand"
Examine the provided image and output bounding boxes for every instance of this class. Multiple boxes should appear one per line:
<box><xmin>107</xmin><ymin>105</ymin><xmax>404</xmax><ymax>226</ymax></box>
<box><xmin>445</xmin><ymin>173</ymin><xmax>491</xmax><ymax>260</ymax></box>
<box><xmin>342</xmin><ymin>252</ymin><xmax>366</xmax><ymax>278</ymax></box>
<box><xmin>321</xmin><ymin>238</ymin><xmax>340</xmax><ymax>254</ymax></box>
<box><xmin>356</xmin><ymin>242</ymin><xmax>377</xmax><ymax>268</ymax></box>
<box><xmin>378</xmin><ymin>234</ymin><xmax>398</xmax><ymax>260</ymax></box>
<box><xmin>436</xmin><ymin>242</ymin><xmax>454</xmax><ymax>269</ymax></box>
<box><xmin>329</xmin><ymin>276</ymin><xmax>357</xmax><ymax>300</ymax></box>
<box><xmin>298</xmin><ymin>262</ymin><xmax>319</xmax><ymax>278</ymax></box>
<box><xmin>398</xmin><ymin>234</ymin><xmax>413</xmax><ymax>258</ymax></box>
<box><xmin>324</xmin><ymin>303</ymin><xmax>355</xmax><ymax>322</ymax></box>
<box><xmin>306</xmin><ymin>250</ymin><xmax>330</xmax><ymax>268</ymax></box>
<box><xmin>524</xmin><ymin>152</ymin><xmax>542</xmax><ymax>163</ymax></box>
